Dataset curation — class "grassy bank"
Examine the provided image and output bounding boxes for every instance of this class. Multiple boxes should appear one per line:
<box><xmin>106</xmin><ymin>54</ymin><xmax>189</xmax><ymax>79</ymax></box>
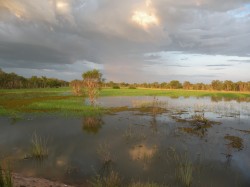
<box><xmin>0</xmin><ymin>87</ymin><xmax>249</xmax><ymax>117</ymax></box>
<box><xmin>0</xmin><ymin>87</ymin><xmax>102</xmax><ymax>117</ymax></box>
<box><xmin>100</xmin><ymin>88</ymin><xmax>250</xmax><ymax>98</ymax></box>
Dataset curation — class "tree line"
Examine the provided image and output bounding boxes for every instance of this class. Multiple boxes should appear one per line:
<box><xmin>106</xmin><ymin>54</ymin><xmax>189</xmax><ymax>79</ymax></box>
<box><xmin>1</xmin><ymin>68</ymin><xmax>249</xmax><ymax>92</ymax></box>
<box><xmin>103</xmin><ymin>80</ymin><xmax>250</xmax><ymax>92</ymax></box>
<box><xmin>0</xmin><ymin>69</ymin><xmax>69</xmax><ymax>89</ymax></box>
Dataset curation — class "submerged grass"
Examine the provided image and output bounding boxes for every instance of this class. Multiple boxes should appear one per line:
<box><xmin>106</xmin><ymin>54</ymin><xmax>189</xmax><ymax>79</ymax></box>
<box><xmin>31</xmin><ymin>132</ymin><xmax>48</xmax><ymax>159</ymax></box>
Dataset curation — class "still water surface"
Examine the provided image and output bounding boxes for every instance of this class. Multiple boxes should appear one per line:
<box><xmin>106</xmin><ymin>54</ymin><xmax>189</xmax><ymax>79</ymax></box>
<box><xmin>0</xmin><ymin>96</ymin><xmax>249</xmax><ymax>186</ymax></box>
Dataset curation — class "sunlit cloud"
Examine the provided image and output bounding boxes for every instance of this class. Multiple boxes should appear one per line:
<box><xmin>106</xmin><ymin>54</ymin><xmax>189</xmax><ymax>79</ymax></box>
<box><xmin>1</xmin><ymin>0</ymin><xmax>26</xmax><ymax>19</ymax></box>
<box><xmin>132</xmin><ymin>11</ymin><xmax>159</xmax><ymax>28</ymax></box>
<box><xmin>131</xmin><ymin>0</ymin><xmax>159</xmax><ymax>29</ymax></box>
<box><xmin>56</xmin><ymin>0</ymin><xmax>70</xmax><ymax>14</ymax></box>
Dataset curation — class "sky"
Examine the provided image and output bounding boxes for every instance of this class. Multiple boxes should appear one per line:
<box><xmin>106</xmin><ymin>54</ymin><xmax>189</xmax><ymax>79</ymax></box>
<box><xmin>0</xmin><ymin>0</ymin><xmax>250</xmax><ymax>83</ymax></box>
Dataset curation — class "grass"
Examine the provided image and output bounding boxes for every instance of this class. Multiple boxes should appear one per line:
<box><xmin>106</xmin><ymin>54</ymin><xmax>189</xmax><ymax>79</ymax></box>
<box><xmin>82</xmin><ymin>116</ymin><xmax>103</xmax><ymax>134</ymax></box>
<box><xmin>89</xmin><ymin>170</ymin><xmax>121</xmax><ymax>187</ymax></box>
<box><xmin>168</xmin><ymin>148</ymin><xmax>193</xmax><ymax>187</ymax></box>
<box><xmin>0</xmin><ymin>161</ymin><xmax>13</xmax><ymax>187</ymax></box>
<box><xmin>96</xmin><ymin>143</ymin><xmax>113</xmax><ymax>164</ymax></box>
<box><xmin>0</xmin><ymin>87</ymin><xmax>249</xmax><ymax>117</ymax></box>
<box><xmin>27</xmin><ymin>97</ymin><xmax>104</xmax><ymax>116</ymax></box>
<box><xmin>0</xmin><ymin>93</ymin><xmax>103</xmax><ymax>117</ymax></box>
<box><xmin>100</xmin><ymin>88</ymin><xmax>250</xmax><ymax>99</ymax></box>
<box><xmin>30</xmin><ymin>132</ymin><xmax>49</xmax><ymax>159</ymax></box>
<box><xmin>129</xmin><ymin>181</ymin><xmax>161</xmax><ymax>187</ymax></box>
<box><xmin>224</xmin><ymin>135</ymin><xmax>244</xmax><ymax>151</ymax></box>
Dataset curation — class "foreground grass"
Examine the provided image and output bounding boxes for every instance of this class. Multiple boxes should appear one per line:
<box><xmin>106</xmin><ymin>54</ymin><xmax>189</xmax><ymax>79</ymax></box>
<box><xmin>0</xmin><ymin>161</ymin><xmax>13</xmax><ymax>187</ymax></box>
<box><xmin>0</xmin><ymin>87</ymin><xmax>249</xmax><ymax>117</ymax></box>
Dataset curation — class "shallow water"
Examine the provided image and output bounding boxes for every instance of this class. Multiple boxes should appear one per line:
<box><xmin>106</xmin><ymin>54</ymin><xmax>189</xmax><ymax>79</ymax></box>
<box><xmin>0</xmin><ymin>96</ymin><xmax>249</xmax><ymax>186</ymax></box>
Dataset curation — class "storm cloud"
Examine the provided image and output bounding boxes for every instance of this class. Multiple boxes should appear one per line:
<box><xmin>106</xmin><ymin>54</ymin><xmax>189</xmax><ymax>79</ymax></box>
<box><xmin>0</xmin><ymin>0</ymin><xmax>250</xmax><ymax>82</ymax></box>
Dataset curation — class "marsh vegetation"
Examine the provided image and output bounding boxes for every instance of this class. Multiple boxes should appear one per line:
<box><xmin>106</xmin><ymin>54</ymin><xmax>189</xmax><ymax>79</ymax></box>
<box><xmin>0</xmin><ymin>87</ymin><xmax>249</xmax><ymax>186</ymax></box>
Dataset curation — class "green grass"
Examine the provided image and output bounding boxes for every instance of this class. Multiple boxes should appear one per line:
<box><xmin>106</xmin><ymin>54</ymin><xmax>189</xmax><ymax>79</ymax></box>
<box><xmin>0</xmin><ymin>87</ymin><xmax>70</xmax><ymax>94</ymax></box>
<box><xmin>0</xmin><ymin>87</ymin><xmax>249</xmax><ymax>117</ymax></box>
<box><xmin>27</xmin><ymin>97</ymin><xmax>104</xmax><ymax>116</ymax></box>
<box><xmin>100</xmin><ymin>88</ymin><xmax>250</xmax><ymax>99</ymax></box>
<box><xmin>0</xmin><ymin>89</ymin><xmax>103</xmax><ymax>116</ymax></box>
<box><xmin>0</xmin><ymin>107</ymin><xmax>9</xmax><ymax>116</ymax></box>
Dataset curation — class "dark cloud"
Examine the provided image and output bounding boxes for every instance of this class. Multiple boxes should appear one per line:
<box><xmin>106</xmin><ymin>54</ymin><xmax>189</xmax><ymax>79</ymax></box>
<box><xmin>0</xmin><ymin>0</ymin><xmax>249</xmax><ymax>81</ymax></box>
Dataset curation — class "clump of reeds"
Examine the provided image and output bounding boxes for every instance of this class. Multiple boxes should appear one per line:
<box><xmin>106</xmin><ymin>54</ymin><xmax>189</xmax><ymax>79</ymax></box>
<box><xmin>31</xmin><ymin>132</ymin><xmax>48</xmax><ymax>159</ymax></box>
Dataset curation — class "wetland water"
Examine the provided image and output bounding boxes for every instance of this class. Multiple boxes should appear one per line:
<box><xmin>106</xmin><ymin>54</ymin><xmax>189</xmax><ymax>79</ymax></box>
<box><xmin>0</xmin><ymin>96</ymin><xmax>250</xmax><ymax>186</ymax></box>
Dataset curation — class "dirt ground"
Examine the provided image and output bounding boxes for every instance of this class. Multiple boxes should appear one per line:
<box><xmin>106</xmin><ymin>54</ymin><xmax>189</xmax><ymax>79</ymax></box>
<box><xmin>13</xmin><ymin>173</ymin><xmax>75</xmax><ymax>187</ymax></box>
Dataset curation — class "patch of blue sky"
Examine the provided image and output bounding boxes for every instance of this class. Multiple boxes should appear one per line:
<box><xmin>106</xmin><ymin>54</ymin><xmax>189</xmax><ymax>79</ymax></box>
<box><xmin>142</xmin><ymin>51</ymin><xmax>250</xmax><ymax>82</ymax></box>
<box><xmin>228</xmin><ymin>3</ymin><xmax>250</xmax><ymax>18</ymax></box>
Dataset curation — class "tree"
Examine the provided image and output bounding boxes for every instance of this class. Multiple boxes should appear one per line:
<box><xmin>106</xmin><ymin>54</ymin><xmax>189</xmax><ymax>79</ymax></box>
<box><xmin>169</xmin><ymin>80</ymin><xmax>182</xmax><ymax>89</ymax></box>
<box><xmin>223</xmin><ymin>80</ymin><xmax>233</xmax><ymax>91</ymax></box>
<box><xmin>211</xmin><ymin>80</ymin><xmax>223</xmax><ymax>91</ymax></box>
<box><xmin>70</xmin><ymin>80</ymin><xmax>83</xmax><ymax>95</ymax></box>
<box><xmin>82</xmin><ymin>69</ymin><xmax>103</xmax><ymax>105</ymax></box>
<box><xmin>183</xmin><ymin>81</ymin><xmax>192</xmax><ymax>90</ymax></box>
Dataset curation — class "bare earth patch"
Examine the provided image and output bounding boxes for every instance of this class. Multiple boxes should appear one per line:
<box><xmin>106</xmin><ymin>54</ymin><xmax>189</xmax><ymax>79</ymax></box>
<box><xmin>13</xmin><ymin>173</ymin><xmax>75</xmax><ymax>187</ymax></box>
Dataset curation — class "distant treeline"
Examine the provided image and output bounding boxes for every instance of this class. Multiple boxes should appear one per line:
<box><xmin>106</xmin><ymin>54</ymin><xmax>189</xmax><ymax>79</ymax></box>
<box><xmin>104</xmin><ymin>80</ymin><xmax>250</xmax><ymax>92</ymax></box>
<box><xmin>0</xmin><ymin>69</ymin><xmax>69</xmax><ymax>89</ymax></box>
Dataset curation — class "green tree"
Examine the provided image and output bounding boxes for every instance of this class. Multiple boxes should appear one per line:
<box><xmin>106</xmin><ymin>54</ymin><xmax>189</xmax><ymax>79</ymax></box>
<box><xmin>183</xmin><ymin>81</ymin><xmax>192</xmax><ymax>90</ymax></box>
<box><xmin>223</xmin><ymin>80</ymin><xmax>233</xmax><ymax>91</ymax></box>
<box><xmin>169</xmin><ymin>80</ymin><xmax>182</xmax><ymax>89</ymax></box>
<box><xmin>82</xmin><ymin>69</ymin><xmax>103</xmax><ymax>105</ymax></box>
<box><xmin>211</xmin><ymin>80</ymin><xmax>223</xmax><ymax>91</ymax></box>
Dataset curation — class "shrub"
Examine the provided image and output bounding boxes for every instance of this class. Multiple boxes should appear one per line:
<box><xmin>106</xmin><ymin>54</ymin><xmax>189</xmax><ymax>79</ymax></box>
<box><xmin>129</xmin><ymin>86</ymin><xmax>136</xmax><ymax>89</ymax></box>
<box><xmin>112</xmin><ymin>85</ymin><xmax>120</xmax><ymax>89</ymax></box>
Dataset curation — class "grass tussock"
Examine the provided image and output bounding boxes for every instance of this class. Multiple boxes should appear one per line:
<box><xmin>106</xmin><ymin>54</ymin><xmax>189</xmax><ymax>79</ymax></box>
<box><xmin>82</xmin><ymin>116</ymin><xmax>103</xmax><ymax>134</ymax></box>
<box><xmin>0</xmin><ymin>161</ymin><xmax>13</xmax><ymax>187</ymax></box>
<box><xmin>31</xmin><ymin>132</ymin><xmax>48</xmax><ymax>159</ymax></box>
<box><xmin>168</xmin><ymin>148</ymin><xmax>193</xmax><ymax>187</ymax></box>
<box><xmin>97</xmin><ymin>143</ymin><xmax>113</xmax><ymax>164</ymax></box>
<box><xmin>129</xmin><ymin>181</ymin><xmax>161</xmax><ymax>187</ymax></box>
<box><xmin>224</xmin><ymin>135</ymin><xmax>244</xmax><ymax>151</ymax></box>
<box><xmin>89</xmin><ymin>170</ymin><xmax>121</xmax><ymax>187</ymax></box>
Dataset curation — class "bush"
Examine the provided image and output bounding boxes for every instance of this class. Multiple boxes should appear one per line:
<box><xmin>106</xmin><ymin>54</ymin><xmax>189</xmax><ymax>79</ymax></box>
<box><xmin>112</xmin><ymin>85</ymin><xmax>120</xmax><ymax>89</ymax></box>
<box><xmin>129</xmin><ymin>86</ymin><xmax>136</xmax><ymax>89</ymax></box>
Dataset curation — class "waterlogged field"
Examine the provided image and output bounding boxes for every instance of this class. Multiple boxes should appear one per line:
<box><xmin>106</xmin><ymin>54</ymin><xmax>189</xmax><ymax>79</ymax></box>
<box><xmin>0</xmin><ymin>88</ymin><xmax>250</xmax><ymax>187</ymax></box>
